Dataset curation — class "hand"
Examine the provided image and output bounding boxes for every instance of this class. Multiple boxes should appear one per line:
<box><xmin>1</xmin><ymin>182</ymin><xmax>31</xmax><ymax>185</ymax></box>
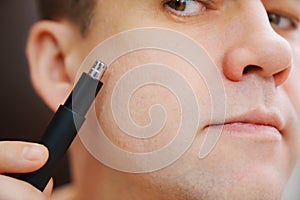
<box><xmin>0</xmin><ymin>141</ymin><xmax>52</xmax><ymax>200</ymax></box>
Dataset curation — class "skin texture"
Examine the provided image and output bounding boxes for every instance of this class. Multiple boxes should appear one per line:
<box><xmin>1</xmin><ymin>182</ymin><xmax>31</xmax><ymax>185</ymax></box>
<box><xmin>1</xmin><ymin>0</ymin><xmax>300</xmax><ymax>199</ymax></box>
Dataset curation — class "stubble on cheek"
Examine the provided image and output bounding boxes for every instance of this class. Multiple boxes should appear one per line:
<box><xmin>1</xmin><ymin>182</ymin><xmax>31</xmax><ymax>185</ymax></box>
<box><xmin>94</xmin><ymin>48</ymin><xmax>208</xmax><ymax>152</ymax></box>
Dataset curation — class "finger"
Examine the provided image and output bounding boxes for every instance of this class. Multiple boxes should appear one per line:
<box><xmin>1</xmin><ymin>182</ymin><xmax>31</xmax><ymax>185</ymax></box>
<box><xmin>43</xmin><ymin>178</ymin><xmax>53</xmax><ymax>197</ymax></box>
<box><xmin>0</xmin><ymin>175</ymin><xmax>48</xmax><ymax>200</ymax></box>
<box><xmin>0</xmin><ymin>141</ymin><xmax>48</xmax><ymax>173</ymax></box>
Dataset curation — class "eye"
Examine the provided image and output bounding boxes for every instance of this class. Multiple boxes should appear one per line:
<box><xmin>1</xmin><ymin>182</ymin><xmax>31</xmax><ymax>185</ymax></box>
<box><xmin>164</xmin><ymin>0</ymin><xmax>206</xmax><ymax>17</ymax></box>
<box><xmin>268</xmin><ymin>13</ymin><xmax>298</xmax><ymax>30</ymax></box>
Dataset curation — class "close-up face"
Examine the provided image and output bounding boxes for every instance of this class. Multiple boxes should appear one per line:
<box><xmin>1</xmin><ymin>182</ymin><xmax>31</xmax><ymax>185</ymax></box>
<box><xmin>40</xmin><ymin>0</ymin><xmax>300</xmax><ymax>199</ymax></box>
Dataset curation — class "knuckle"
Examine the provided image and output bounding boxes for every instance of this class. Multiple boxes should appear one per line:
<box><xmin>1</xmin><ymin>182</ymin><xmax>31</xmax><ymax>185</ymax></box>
<box><xmin>0</xmin><ymin>175</ymin><xmax>47</xmax><ymax>200</ymax></box>
<box><xmin>21</xmin><ymin>194</ymin><xmax>47</xmax><ymax>200</ymax></box>
<box><xmin>0</xmin><ymin>142</ymin><xmax>21</xmax><ymax>169</ymax></box>
<box><xmin>20</xmin><ymin>186</ymin><xmax>48</xmax><ymax>200</ymax></box>
<box><xmin>0</xmin><ymin>141</ymin><xmax>45</xmax><ymax>173</ymax></box>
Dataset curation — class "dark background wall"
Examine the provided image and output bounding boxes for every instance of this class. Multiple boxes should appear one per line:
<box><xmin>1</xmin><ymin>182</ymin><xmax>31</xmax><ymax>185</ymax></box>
<box><xmin>0</xmin><ymin>0</ymin><xmax>69</xmax><ymax>188</ymax></box>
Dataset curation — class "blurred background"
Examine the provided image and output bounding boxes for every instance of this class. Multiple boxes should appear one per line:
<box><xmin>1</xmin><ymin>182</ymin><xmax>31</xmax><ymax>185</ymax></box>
<box><xmin>0</xmin><ymin>0</ymin><xmax>70</xmax><ymax>188</ymax></box>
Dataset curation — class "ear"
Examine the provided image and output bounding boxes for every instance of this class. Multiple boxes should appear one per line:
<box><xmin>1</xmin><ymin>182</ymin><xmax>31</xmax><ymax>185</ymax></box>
<box><xmin>26</xmin><ymin>20</ymin><xmax>79</xmax><ymax>111</ymax></box>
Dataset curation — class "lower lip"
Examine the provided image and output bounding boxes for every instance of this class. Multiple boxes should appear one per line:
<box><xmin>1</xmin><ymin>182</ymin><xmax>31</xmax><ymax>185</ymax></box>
<box><xmin>209</xmin><ymin>123</ymin><xmax>282</xmax><ymax>142</ymax></box>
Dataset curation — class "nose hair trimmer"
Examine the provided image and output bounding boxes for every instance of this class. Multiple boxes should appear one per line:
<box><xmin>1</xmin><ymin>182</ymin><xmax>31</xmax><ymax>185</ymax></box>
<box><xmin>9</xmin><ymin>60</ymin><xmax>106</xmax><ymax>191</ymax></box>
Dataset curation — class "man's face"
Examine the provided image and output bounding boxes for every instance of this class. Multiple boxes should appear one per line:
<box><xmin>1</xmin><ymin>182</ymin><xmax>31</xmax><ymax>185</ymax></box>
<box><xmin>68</xmin><ymin>0</ymin><xmax>300</xmax><ymax>199</ymax></box>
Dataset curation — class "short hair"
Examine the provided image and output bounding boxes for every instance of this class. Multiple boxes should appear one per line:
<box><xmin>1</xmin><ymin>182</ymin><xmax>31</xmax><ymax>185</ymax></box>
<box><xmin>36</xmin><ymin>0</ymin><xmax>96</xmax><ymax>34</ymax></box>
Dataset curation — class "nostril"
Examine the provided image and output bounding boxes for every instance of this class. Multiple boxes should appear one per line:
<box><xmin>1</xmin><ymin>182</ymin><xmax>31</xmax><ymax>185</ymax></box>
<box><xmin>242</xmin><ymin>65</ymin><xmax>262</xmax><ymax>75</ymax></box>
<box><xmin>241</xmin><ymin>64</ymin><xmax>291</xmax><ymax>87</ymax></box>
<box><xmin>273</xmin><ymin>66</ymin><xmax>291</xmax><ymax>87</ymax></box>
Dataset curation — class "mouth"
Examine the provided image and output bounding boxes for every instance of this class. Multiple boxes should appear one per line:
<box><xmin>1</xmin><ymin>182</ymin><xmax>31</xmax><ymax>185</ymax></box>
<box><xmin>208</xmin><ymin>110</ymin><xmax>284</xmax><ymax>141</ymax></box>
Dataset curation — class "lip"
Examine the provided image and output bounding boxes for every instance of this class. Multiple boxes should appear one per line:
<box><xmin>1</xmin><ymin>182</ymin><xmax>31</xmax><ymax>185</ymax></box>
<box><xmin>208</xmin><ymin>110</ymin><xmax>284</xmax><ymax>141</ymax></box>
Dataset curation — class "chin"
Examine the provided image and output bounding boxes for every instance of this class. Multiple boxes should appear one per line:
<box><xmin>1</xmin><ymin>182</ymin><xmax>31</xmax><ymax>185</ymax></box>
<box><xmin>162</xmin><ymin>168</ymin><xmax>285</xmax><ymax>200</ymax></box>
<box><xmin>145</xmin><ymin>150</ymin><xmax>290</xmax><ymax>200</ymax></box>
<box><xmin>226</xmin><ymin>165</ymin><xmax>286</xmax><ymax>200</ymax></box>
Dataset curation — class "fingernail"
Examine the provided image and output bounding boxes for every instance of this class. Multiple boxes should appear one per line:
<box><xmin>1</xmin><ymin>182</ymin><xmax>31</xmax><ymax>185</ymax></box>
<box><xmin>22</xmin><ymin>145</ymin><xmax>45</xmax><ymax>161</ymax></box>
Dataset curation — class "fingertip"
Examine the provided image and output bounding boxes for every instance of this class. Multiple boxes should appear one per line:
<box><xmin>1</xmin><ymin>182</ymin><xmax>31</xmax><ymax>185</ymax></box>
<box><xmin>43</xmin><ymin>178</ymin><xmax>54</xmax><ymax>197</ymax></box>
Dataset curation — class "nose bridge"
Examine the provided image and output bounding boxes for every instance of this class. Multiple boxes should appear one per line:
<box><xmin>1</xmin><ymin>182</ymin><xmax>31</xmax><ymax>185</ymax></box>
<box><xmin>222</xmin><ymin>2</ymin><xmax>292</xmax><ymax>86</ymax></box>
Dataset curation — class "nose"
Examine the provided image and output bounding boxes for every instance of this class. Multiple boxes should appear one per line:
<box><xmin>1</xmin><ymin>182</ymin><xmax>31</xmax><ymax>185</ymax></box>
<box><xmin>222</xmin><ymin>2</ymin><xmax>292</xmax><ymax>87</ymax></box>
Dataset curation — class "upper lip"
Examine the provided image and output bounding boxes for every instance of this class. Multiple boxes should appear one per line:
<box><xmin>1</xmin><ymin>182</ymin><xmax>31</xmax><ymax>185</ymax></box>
<box><xmin>210</xmin><ymin>110</ymin><xmax>284</xmax><ymax>132</ymax></box>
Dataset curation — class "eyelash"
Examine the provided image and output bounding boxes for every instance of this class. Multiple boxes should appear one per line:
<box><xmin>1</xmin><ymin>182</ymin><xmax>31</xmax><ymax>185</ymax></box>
<box><xmin>268</xmin><ymin>12</ymin><xmax>298</xmax><ymax>31</ymax></box>
<box><xmin>163</xmin><ymin>0</ymin><xmax>207</xmax><ymax>17</ymax></box>
<box><xmin>163</xmin><ymin>0</ymin><xmax>299</xmax><ymax>31</ymax></box>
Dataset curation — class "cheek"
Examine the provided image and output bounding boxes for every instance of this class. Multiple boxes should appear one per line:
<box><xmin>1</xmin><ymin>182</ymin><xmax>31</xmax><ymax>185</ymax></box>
<box><xmin>283</xmin><ymin>48</ymin><xmax>300</xmax><ymax>116</ymax></box>
<box><xmin>94</xmin><ymin>49</ymin><xmax>210</xmax><ymax>153</ymax></box>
